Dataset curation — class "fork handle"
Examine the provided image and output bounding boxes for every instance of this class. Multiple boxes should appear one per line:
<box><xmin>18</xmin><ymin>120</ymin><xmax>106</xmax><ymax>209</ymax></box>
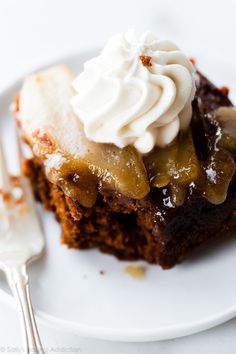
<box><xmin>5</xmin><ymin>264</ymin><xmax>44</xmax><ymax>354</ymax></box>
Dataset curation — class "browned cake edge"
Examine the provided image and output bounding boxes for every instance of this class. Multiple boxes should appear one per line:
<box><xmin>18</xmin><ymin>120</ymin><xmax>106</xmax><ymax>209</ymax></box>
<box><xmin>23</xmin><ymin>157</ymin><xmax>236</xmax><ymax>268</ymax></box>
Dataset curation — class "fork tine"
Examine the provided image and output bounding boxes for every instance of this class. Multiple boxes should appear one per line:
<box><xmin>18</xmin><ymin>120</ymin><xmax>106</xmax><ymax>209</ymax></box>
<box><xmin>0</xmin><ymin>138</ymin><xmax>13</xmax><ymax>231</ymax></box>
<box><xmin>0</xmin><ymin>138</ymin><xmax>12</xmax><ymax>193</ymax></box>
<box><xmin>14</xmin><ymin>121</ymin><xmax>37</xmax><ymax>210</ymax></box>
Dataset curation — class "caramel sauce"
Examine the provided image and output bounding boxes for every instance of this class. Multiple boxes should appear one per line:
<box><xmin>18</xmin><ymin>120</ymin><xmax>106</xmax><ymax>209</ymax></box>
<box><xmin>48</xmin><ymin>161</ymin><xmax>98</xmax><ymax>208</ymax></box>
<box><xmin>31</xmin><ymin>107</ymin><xmax>236</xmax><ymax>208</ymax></box>
<box><xmin>144</xmin><ymin>108</ymin><xmax>236</xmax><ymax>206</ymax></box>
<box><xmin>32</xmin><ymin>132</ymin><xmax>150</xmax><ymax>207</ymax></box>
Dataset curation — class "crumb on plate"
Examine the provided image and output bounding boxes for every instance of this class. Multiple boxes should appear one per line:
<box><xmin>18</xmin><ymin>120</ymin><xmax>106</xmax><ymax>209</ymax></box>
<box><xmin>125</xmin><ymin>265</ymin><xmax>146</xmax><ymax>279</ymax></box>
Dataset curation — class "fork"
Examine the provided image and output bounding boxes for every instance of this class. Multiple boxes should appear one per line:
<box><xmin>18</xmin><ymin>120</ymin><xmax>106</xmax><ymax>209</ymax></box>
<box><xmin>0</xmin><ymin>127</ymin><xmax>45</xmax><ymax>353</ymax></box>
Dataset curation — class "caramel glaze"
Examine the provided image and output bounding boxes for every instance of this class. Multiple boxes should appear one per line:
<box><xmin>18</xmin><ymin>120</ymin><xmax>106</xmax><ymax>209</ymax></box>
<box><xmin>144</xmin><ymin>104</ymin><xmax>236</xmax><ymax>206</ymax></box>
<box><xmin>142</xmin><ymin>71</ymin><xmax>235</xmax><ymax>208</ymax></box>
<box><xmin>21</xmin><ymin>72</ymin><xmax>236</xmax><ymax>212</ymax></box>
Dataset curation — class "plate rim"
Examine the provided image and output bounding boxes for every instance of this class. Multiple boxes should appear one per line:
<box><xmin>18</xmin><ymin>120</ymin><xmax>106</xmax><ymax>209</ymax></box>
<box><xmin>1</xmin><ymin>50</ymin><xmax>236</xmax><ymax>342</ymax></box>
<box><xmin>1</xmin><ymin>285</ymin><xmax>236</xmax><ymax>342</ymax></box>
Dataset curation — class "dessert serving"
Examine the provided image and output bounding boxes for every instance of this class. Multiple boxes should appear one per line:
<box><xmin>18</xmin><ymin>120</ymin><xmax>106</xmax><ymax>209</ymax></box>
<box><xmin>15</xmin><ymin>31</ymin><xmax>236</xmax><ymax>269</ymax></box>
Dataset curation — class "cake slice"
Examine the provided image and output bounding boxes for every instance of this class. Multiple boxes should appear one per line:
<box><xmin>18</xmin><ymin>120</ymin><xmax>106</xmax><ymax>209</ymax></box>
<box><xmin>16</xmin><ymin>32</ymin><xmax>236</xmax><ymax>268</ymax></box>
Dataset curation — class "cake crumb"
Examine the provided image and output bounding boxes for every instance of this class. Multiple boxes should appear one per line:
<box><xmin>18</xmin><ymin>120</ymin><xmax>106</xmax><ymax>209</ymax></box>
<box><xmin>189</xmin><ymin>57</ymin><xmax>196</xmax><ymax>65</ymax></box>
<box><xmin>32</xmin><ymin>128</ymin><xmax>40</xmax><ymax>138</ymax></box>
<box><xmin>220</xmin><ymin>86</ymin><xmax>230</xmax><ymax>95</ymax></box>
<box><xmin>125</xmin><ymin>265</ymin><xmax>146</xmax><ymax>279</ymax></box>
<box><xmin>10</xmin><ymin>175</ymin><xmax>21</xmax><ymax>187</ymax></box>
<box><xmin>32</xmin><ymin>129</ymin><xmax>53</xmax><ymax>148</ymax></box>
<box><xmin>139</xmin><ymin>55</ymin><xmax>152</xmax><ymax>67</ymax></box>
<box><xmin>1</xmin><ymin>191</ymin><xmax>12</xmax><ymax>203</ymax></box>
<box><xmin>10</xmin><ymin>95</ymin><xmax>20</xmax><ymax>115</ymax></box>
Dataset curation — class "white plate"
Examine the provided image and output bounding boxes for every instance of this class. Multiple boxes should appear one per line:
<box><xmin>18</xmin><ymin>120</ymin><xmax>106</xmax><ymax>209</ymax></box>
<box><xmin>1</xmin><ymin>50</ymin><xmax>236</xmax><ymax>343</ymax></box>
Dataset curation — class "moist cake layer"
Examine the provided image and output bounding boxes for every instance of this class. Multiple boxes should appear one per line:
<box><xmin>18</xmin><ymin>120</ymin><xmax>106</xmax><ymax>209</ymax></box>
<box><xmin>18</xmin><ymin>64</ymin><xmax>236</xmax><ymax>268</ymax></box>
<box><xmin>23</xmin><ymin>155</ymin><xmax>236</xmax><ymax>269</ymax></box>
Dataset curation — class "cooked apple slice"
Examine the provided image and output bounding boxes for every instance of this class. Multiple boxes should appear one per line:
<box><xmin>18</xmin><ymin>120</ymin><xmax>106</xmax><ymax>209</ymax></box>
<box><xmin>203</xmin><ymin>149</ymin><xmax>235</xmax><ymax>205</ymax></box>
<box><xmin>19</xmin><ymin>65</ymin><xmax>150</xmax><ymax>206</ymax></box>
<box><xmin>215</xmin><ymin>107</ymin><xmax>236</xmax><ymax>154</ymax></box>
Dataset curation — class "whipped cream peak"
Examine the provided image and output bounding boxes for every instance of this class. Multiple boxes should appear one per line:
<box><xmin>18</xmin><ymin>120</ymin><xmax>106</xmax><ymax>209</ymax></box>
<box><xmin>71</xmin><ymin>30</ymin><xmax>196</xmax><ymax>154</ymax></box>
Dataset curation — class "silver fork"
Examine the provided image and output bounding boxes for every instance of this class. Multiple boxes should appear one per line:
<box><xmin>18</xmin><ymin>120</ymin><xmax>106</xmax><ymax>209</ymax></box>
<box><xmin>0</xmin><ymin>128</ymin><xmax>45</xmax><ymax>353</ymax></box>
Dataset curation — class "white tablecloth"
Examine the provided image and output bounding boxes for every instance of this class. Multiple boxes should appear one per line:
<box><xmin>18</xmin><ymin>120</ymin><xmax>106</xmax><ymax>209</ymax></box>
<box><xmin>1</xmin><ymin>0</ymin><xmax>236</xmax><ymax>352</ymax></box>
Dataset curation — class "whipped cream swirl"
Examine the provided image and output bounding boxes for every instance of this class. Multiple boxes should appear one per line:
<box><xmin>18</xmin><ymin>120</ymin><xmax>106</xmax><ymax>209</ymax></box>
<box><xmin>71</xmin><ymin>31</ymin><xmax>196</xmax><ymax>154</ymax></box>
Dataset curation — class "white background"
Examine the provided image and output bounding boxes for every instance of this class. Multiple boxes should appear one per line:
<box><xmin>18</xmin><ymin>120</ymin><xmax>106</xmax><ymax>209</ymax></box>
<box><xmin>1</xmin><ymin>0</ymin><xmax>236</xmax><ymax>352</ymax></box>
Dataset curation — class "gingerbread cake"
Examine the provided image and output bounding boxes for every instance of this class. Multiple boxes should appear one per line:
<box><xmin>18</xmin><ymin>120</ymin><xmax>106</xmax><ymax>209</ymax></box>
<box><xmin>15</xmin><ymin>31</ymin><xmax>236</xmax><ymax>268</ymax></box>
